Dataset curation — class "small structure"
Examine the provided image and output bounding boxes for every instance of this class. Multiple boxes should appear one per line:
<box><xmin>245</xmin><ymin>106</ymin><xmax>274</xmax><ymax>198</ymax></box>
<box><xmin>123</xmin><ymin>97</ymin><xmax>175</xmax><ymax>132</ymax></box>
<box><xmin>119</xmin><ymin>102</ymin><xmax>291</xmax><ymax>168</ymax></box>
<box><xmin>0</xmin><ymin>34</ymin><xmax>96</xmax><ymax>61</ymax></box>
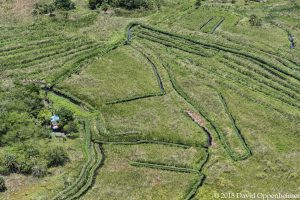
<box><xmin>51</xmin><ymin>115</ymin><xmax>60</xmax><ymax>131</ymax></box>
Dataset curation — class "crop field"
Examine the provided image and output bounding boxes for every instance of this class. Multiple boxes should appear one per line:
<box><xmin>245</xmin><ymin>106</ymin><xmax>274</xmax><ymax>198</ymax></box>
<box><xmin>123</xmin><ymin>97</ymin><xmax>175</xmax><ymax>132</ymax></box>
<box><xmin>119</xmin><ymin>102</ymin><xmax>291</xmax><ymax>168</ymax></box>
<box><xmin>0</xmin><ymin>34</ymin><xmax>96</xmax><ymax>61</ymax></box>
<box><xmin>0</xmin><ymin>0</ymin><xmax>300</xmax><ymax>199</ymax></box>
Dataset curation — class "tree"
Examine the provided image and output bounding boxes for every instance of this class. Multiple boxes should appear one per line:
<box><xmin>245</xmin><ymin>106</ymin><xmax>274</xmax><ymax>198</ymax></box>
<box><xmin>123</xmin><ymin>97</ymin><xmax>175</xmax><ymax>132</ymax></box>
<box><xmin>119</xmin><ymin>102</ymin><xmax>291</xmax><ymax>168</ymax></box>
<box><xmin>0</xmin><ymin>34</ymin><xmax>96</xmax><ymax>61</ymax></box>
<box><xmin>0</xmin><ymin>177</ymin><xmax>6</xmax><ymax>192</ymax></box>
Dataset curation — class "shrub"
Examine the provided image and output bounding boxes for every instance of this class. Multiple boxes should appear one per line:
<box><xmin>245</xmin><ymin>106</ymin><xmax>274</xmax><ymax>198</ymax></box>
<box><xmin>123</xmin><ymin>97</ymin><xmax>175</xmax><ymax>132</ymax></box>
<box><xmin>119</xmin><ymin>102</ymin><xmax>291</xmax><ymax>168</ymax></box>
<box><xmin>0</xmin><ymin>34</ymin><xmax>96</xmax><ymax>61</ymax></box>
<box><xmin>25</xmin><ymin>146</ymin><xmax>40</xmax><ymax>158</ymax></box>
<box><xmin>0</xmin><ymin>176</ymin><xmax>6</xmax><ymax>192</ymax></box>
<box><xmin>54</xmin><ymin>0</ymin><xmax>75</xmax><ymax>10</ymax></box>
<box><xmin>4</xmin><ymin>154</ymin><xmax>18</xmax><ymax>173</ymax></box>
<box><xmin>19</xmin><ymin>161</ymin><xmax>33</xmax><ymax>174</ymax></box>
<box><xmin>32</xmin><ymin>164</ymin><xmax>47</xmax><ymax>178</ymax></box>
<box><xmin>195</xmin><ymin>0</ymin><xmax>201</xmax><ymax>9</ymax></box>
<box><xmin>89</xmin><ymin>0</ymin><xmax>101</xmax><ymax>9</ymax></box>
<box><xmin>0</xmin><ymin>166</ymin><xmax>10</xmax><ymax>176</ymax></box>
<box><xmin>63</xmin><ymin>121</ymin><xmax>78</xmax><ymax>134</ymax></box>
<box><xmin>249</xmin><ymin>14</ymin><xmax>261</xmax><ymax>26</ymax></box>
<box><xmin>45</xmin><ymin>146</ymin><xmax>69</xmax><ymax>167</ymax></box>
<box><xmin>56</xmin><ymin>107</ymin><xmax>75</xmax><ymax>125</ymax></box>
<box><xmin>89</xmin><ymin>0</ymin><xmax>162</xmax><ymax>10</ymax></box>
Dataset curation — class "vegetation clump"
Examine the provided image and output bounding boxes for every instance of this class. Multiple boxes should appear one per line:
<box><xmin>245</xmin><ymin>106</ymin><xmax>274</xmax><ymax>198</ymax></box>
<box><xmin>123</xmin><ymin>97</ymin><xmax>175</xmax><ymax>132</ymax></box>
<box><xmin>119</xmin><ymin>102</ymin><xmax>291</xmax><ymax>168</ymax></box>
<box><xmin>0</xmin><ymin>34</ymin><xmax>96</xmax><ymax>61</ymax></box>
<box><xmin>249</xmin><ymin>14</ymin><xmax>262</xmax><ymax>26</ymax></box>
<box><xmin>32</xmin><ymin>0</ymin><xmax>75</xmax><ymax>16</ymax></box>
<box><xmin>0</xmin><ymin>176</ymin><xmax>6</xmax><ymax>192</ymax></box>
<box><xmin>89</xmin><ymin>0</ymin><xmax>162</xmax><ymax>10</ymax></box>
<box><xmin>45</xmin><ymin>146</ymin><xmax>69</xmax><ymax>167</ymax></box>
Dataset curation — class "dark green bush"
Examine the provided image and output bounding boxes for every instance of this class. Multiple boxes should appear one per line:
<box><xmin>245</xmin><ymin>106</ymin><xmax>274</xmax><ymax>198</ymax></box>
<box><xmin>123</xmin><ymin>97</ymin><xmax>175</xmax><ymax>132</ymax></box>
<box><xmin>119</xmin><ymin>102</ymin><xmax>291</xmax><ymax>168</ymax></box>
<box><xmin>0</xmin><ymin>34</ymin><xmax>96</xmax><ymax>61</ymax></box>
<box><xmin>54</xmin><ymin>0</ymin><xmax>75</xmax><ymax>10</ymax></box>
<box><xmin>56</xmin><ymin>107</ymin><xmax>75</xmax><ymax>125</ymax></box>
<box><xmin>0</xmin><ymin>176</ymin><xmax>6</xmax><ymax>192</ymax></box>
<box><xmin>89</xmin><ymin>0</ymin><xmax>162</xmax><ymax>10</ymax></box>
<box><xmin>4</xmin><ymin>154</ymin><xmax>18</xmax><ymax>173</ymax></box>
<box><xmin>45</xmin><ymin>146</ymin><xmax>69</xmax><ymax>167</ymax></box>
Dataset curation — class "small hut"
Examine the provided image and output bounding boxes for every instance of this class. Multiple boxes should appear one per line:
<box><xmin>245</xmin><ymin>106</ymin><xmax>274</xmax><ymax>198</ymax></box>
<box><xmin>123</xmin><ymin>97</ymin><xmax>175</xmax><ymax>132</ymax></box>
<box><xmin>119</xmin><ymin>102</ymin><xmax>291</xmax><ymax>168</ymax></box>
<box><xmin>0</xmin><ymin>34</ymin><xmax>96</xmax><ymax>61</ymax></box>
<box><xmin>50</xmin><ymin>115</ymin><xmax>60</xmax><ymax>131</ymax></box>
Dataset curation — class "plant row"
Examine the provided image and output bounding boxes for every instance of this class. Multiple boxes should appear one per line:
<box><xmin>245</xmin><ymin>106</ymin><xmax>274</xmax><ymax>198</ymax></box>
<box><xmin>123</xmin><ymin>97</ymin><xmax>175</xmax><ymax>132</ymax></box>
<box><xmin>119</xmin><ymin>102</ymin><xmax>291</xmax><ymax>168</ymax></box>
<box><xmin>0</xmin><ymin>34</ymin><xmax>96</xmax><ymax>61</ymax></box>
<box><xmin>105</xmin><ymin>92</ymin><xmax>164</xmax><ymax>105</ymax></box>
<box><xmin>131</xmin><ymin>45</ymin><xmax>166</xmax><ymax>94</ymax></box>
<box><xmin>210</xmin><ymin>17</ymin><xmax>225</xmax><ymax>34</ymax></box>
<box><xmin>128</xmin><ymin>22</ymin><xmax>300</xmax><ymax>84</ymax></box>
<box><xmin>199</xmin><ymin>17</ymin><xmax>215</xmax><ymax>30</ymax></box>
<box><xmin>2</xmin><ymin>39</ymin><xmax>92</xmax><ymax>70</ymax></box>
<box><xmin>52</xmin><ymin>121</ymin><xmax>104</xmax><ymax>200</ymax></box>
<box><xmin>94</xmin><ymin>139</ymin><xmax>194</xmax><ymax>150</ymax></box>
<box><xmin>219</xmin><ymin>58</ymin><xmax>300</xmax><ymax>108</ymax></box>
<box><xmin>51</xmin><ymin>40</ymin><xmax>124</xmax><ymax>87</ymax></box>
<box><xmin>130</xmin><ymin>161</ymin><xmax>200</xmax><ymax>174</ymax></box>
<box><xmin>162</xmin><ymin>62</ymin><xmax>251</xmax><ymax>161</ymax></box>
<box><xmin>135</xmin><ymin>30</ymin><xmax>213</xmax><ymax>57</ymax></box>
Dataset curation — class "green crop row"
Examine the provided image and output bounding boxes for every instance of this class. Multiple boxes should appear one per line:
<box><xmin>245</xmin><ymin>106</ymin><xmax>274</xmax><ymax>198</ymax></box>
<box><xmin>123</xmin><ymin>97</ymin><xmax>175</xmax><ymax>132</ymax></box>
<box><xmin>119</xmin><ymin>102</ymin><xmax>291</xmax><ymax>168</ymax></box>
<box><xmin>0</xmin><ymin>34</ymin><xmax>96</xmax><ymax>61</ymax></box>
<box><xmin>94</xmin><ymin>131</ymin><xmax>208</xmax><ymax>148</ymax></box>
<box><xmin>18</xmin><ymin>44</ymin><xmax>101</xmax><ymax>81</ymax></box>
<box><xmin>130</xmin><ymin>161</ymin><xmax>200</xmax><ymax>174</ymax></box>
<box><xmin>135</xmin><ymin>30</ymin><xmax>213</xmax><ymax>57</ymax></box>
<box><xmin>210</xmin><ymin>17</ymin><xmax>225</xmax><ymax>34</ymax></box>
<box><xmin>131</xmin><ymin>41</ymin><xmax>252</xmax><ymax>160</ymax></box>
<box><xmin>1</xmin><ymin>38</ymin><xmax>80</xmax><ymax>65</ymax></box>
<box><xmin>1</xmin><ymin>39</ymin><xmax>91</xmax><ymax>69</ymax></box>
<box><xmin>163</xmin><ymin>63</ymin><xmax>251</xmax><ymax>161</ymax></box>
<box><xmin>94</xmin><ymin>140</ymin><xmax>193</xmax><ymax>149</ymax></box>
<box><xmin>0</xmin><ymin>38</ymin><xmax>57</xmax><ymax>55</ymax></box>
<box><xmin>174</xmin><ymin>50</ymin><xmax>300</xmax><ymax>109</ymax></box>
<box><xmin>223</xmin><ymin>54</ymin><xmax>300</xmax><ymax>96</ymax></box>
<box><xmin>219</xmin><ymin>58</ymin><xmax>300</xmax><ymax>108</ymax></box>
<box><xmin>52</xmin><ymin>121</ymin><xmax>104</xmax><ymax>200</ymax></box>
<box><xmin>51</xmin><ymin>40</ymin><xmax>124</xmax><ymax>87</ymax></box>
<box><xmin>128</xmin><ymin>22</ymin><xmax>300</xmax><ymax>84</ymax></box>
<box><xmin>52</xmin><ymin>120</ymin><xmax>95</xmax><ymax>200</ymax></box>
<box><xmin>105</xmin><ymin>92</ymin><xmax>164</xmax><ymax>105</ymax></box>
<box><xmin>68</xmin><ymin>143</ymin><xmax>104</xmax><ymax>200</ymax></box>
<box><xmin>200</xmin><ymin>17</ymin><xmax>215</xmax><ymax>30</ymax></box>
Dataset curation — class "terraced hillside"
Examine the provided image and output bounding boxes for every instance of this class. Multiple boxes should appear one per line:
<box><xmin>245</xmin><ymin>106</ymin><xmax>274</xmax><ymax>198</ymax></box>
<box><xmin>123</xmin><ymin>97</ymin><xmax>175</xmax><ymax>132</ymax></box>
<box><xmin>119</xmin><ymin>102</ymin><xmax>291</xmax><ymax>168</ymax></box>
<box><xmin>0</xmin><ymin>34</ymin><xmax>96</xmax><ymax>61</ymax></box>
<box><xmin>0</xmin><ymin>0</ymin><xmax>300</xmax><ymax>200</ymax></box>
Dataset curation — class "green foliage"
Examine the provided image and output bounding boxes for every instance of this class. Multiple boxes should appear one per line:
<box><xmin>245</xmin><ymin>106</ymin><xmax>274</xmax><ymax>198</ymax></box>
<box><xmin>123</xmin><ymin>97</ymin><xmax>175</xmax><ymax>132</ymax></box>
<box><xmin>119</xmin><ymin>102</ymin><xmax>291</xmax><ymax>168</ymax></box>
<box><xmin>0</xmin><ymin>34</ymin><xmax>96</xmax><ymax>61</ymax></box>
<box><xmin>54</xmin><ymin>0</ymin><xmax>75</xmax><ymax>10</ymax></box>
<box><xmin>56</xmin><ymin>107</ymin><xmax>74</xmax><ymax>124</ymax></box>
<box><xmin>0</xmin><ymin>176</ymin><xmax>6</xmax><ymax>192</ymax></box>
<box><xmin>0</xmin><ymin>83</ymin><xmax>44</xmax><ymax>146</ymax></box>
<box><xmin>32</xmin><ymin>164</ymin><xmax>48</xmax><ymax>178</ymax></box>
<box><xmin>195</xmin><ymin>0</ymin><xmax>201</xmax><ymax>9</ymax></box>
<box><xmin>4</xmin><ymin>154</ymin><xmax>19</xmax><ymax>173</ymax></box>
<box><xmin>33</xmin><ymin>3</ymin><xmax>56</xmax><ymax>15</ymax></box>
<box><xmin>249</xmin><ymin>14</ymin><xmax>262</xmax><ymax>26</ymax></box>
<box><xmin>45</xmin><ymin>146</ymin><xmax>69</xmax><ymax>167</ymax></box>
<box><xmin>89</xmin><ymin>0</ymin><xmax>162</xmax><ymax>10</ymax></box>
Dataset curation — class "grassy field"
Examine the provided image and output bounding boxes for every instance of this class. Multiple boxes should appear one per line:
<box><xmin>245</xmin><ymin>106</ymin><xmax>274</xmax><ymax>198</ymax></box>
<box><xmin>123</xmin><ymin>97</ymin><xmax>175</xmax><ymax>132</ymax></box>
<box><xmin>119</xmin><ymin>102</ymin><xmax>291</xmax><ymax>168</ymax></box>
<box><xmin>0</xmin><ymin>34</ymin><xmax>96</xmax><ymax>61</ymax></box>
<box><xmin>0</xmin><ymin>0</ymin><xmax>299</xmax><ymax>199</ymax></box>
